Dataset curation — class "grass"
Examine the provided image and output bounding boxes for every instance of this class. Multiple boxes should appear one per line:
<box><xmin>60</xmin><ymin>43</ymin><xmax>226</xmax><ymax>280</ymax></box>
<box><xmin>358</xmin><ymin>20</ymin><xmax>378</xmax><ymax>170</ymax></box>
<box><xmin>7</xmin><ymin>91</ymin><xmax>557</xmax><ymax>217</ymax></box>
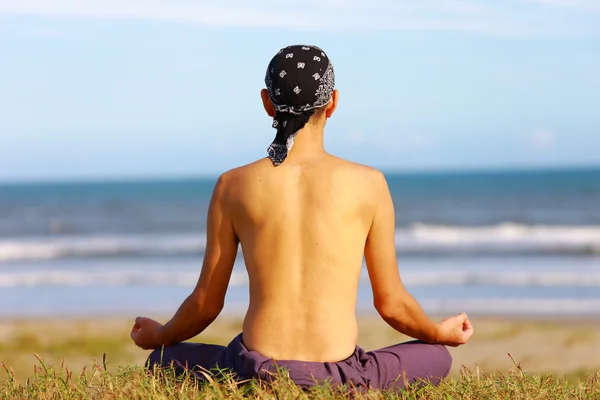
<box><xmin>0</xmin><ymin>333</ymin><xmax>129</xmax><ymax>357</ymax></box>
<box><xmin>2</xmin><ymin>317</ymin><xmax>600</xmax><ymax>398</ymax></box>
<box><xmin>1</xmin><ymin>355</ymin><xmax>599</xmax><ymax>399</ymax></box>
<box><xmin>563</xmin><ymin>330</ymin><xmax>598</xmax><ymax>348</ymax></box>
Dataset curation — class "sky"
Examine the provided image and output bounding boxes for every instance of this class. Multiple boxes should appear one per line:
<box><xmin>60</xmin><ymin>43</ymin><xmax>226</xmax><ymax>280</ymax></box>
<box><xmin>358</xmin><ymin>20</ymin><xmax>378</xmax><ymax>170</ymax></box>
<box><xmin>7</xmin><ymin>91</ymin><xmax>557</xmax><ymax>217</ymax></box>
<box><xmin>0</xmin><ymin>0</ymin><xmax>599</xmax><ymax>182</ymax></box>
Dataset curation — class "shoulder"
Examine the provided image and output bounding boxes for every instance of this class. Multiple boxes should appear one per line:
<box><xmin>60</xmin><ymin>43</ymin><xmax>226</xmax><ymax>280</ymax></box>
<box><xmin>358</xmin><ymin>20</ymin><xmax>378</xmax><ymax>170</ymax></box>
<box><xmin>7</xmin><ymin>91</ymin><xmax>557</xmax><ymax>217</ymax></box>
<box><xmin>212</xmin><ymin>158</ymin><xmax>269</xmax><ymax>195</ymax></box>
<box><xmin>328</xmin><ymin>159</ymin><xmax>392</xmax><ymax>220</ymax></box>
<box><xmin>329</xmin><ymin>156</ymin><xmax>388</xmax><ymax>189</ymax></box>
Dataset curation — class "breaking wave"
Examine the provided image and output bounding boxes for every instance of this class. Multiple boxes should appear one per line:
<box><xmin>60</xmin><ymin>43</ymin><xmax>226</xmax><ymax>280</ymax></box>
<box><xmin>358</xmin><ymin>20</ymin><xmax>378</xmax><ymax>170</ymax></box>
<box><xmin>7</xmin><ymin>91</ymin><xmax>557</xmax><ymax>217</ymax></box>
<box><xmin>1</xmin><ymin>223</ymin><xmax>599</xmax><ymax>262</ymax></box>
<box><xmin>3</xmin><ymin>269</ymin><xmax>600</xmax><ymax>288</ymax></box>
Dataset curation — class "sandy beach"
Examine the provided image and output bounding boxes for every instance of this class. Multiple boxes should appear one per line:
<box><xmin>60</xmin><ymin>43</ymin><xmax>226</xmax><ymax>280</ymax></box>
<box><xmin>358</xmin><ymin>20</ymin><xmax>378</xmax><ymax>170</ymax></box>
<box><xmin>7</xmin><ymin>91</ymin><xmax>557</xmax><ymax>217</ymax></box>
<box><xmin>1</xmin><ymin>314</ymin><xmax>599</xmax><ymax>382</ymax></box>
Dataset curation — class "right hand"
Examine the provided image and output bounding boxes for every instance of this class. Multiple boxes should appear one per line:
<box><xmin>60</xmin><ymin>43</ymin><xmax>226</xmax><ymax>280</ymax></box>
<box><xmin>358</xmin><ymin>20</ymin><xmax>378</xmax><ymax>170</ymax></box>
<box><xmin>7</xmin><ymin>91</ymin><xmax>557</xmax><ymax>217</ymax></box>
<box><xmin>130</xmin><ymin>316</ymin><xmax>165</xmax><ymax>350</ymax></box>
<box><xmin>435</xmin><ymin>313</ymin><xmax>474</xmax><ymax>347</ymax></box>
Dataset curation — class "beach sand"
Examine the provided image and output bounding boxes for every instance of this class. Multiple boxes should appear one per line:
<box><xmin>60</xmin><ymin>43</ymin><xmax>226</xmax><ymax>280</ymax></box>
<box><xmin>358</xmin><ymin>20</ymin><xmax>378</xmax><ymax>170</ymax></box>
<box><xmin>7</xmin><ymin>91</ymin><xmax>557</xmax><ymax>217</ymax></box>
<box><xmin>1</xmin><ymin>314</ymin><xmax>599</xmax><ymax>382</ymax></box>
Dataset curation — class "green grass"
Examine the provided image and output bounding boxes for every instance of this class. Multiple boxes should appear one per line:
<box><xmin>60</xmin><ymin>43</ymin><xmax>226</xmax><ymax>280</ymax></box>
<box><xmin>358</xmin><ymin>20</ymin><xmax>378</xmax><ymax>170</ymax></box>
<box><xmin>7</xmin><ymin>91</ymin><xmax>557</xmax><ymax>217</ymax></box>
<box><xmin>2</xmin><ymin>355</ymin><xmax>599</xmax><ymax>399</ymax></box>
<box><xmin>563</xmin><ymin>330</ymin><xmax>598</xmax><ymax>348</ymax></box>
<box><xmin>0</xmin><ymin>333</ymin><xmax>130</xmax><ymax>357</ymax></box>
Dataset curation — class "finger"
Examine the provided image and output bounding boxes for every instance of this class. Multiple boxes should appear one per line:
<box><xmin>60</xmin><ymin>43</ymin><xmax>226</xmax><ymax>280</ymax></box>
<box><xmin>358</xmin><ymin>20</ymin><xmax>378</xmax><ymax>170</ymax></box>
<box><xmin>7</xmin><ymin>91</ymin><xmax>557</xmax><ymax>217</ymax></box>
<box><xmin>457</xmin><ymin>312</ymin><xmax>468</xmax><ymax>323</ymax></box>
<box><xmin>463</xmin><ymin>329</ymin><xmax>474</xmax><ymax>342</ymax></box>
<box><xmin>463</xmin><ymin>324</ymin><xmax>475</xmax><ymax>339</ymax></box>
<box><xmin>135</xmin><ymin>316</ymin><xmax>144</xmax><ymax>325</ymax></box>
<box><xmin>464</xmin><ymin>319</ymin><xmax>473</xmax><ymax>331</ymax></box>
<box><xmin>466</xmin><ymin>320</ymin><xmax>473</xmax><ymax>331</ymax></box>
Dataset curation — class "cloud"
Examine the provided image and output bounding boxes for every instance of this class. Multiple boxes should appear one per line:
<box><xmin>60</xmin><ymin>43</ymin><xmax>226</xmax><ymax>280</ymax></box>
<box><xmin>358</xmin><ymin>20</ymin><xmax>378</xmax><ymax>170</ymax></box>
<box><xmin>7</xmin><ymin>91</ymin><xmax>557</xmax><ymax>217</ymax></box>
<box><xmin>366</xmin><ymin>131</ymin><xmax>439</xmax><ymax>154</ymax></box>
<box><xmin>0</xmin><ymin>0</ymin><xmax>598</xmax><ymax>37</ymax></box>
<box><xmin>528</xmin><ymin>129</ymin><xmax>555</xmax><ymax>151</ymax></box>
<box><xmin>525</xmin><ymin>0</ymin><xmax>600</xmax><ymax>12</ymax></box>
<box><xmin>345</xmin><ymin>130</ymin><xmax>367</xmax><ymax>146</ymax></box>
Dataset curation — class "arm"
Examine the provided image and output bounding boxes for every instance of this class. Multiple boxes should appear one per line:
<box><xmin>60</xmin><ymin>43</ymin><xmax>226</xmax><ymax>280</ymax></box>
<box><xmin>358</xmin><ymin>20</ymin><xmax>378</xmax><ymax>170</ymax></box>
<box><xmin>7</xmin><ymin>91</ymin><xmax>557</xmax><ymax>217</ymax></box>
<box><xmin>364</xmin><ymin>171</ymin><xmax>439</xmax><ymax>343</ymax></box>
<box><xmin>159</xmin><ymin>174</ymin><xmax>239</xmax><ymax>346</ymax></box>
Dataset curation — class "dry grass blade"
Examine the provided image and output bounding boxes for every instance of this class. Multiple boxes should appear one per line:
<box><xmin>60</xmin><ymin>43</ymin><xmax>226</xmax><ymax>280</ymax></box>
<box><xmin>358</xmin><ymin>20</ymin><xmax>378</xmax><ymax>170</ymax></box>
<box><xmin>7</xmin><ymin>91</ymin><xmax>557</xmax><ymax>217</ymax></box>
<box><xmin>1</xmin><ymin>355</ymin><xmax>599</xmax><ymax>400</ymax></box>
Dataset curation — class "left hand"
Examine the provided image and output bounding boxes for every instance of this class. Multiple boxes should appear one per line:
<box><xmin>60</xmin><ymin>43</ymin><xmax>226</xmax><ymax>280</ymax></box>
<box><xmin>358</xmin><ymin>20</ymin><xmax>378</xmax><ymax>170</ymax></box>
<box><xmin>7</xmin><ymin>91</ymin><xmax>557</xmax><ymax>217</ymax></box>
<box><xmin>130</xmin><ymin>316</ymin><xmax>165</xmax><ymax>350</ymax></box>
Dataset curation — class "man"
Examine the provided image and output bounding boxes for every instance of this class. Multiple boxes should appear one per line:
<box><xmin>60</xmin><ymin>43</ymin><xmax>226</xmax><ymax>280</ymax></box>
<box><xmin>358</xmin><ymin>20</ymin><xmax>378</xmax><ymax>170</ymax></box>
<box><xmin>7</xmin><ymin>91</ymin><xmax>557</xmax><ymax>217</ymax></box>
<box><xmin>131</xmin><ymin>44</ymin><xmax>473</xmax><ymax>392</ymax></box>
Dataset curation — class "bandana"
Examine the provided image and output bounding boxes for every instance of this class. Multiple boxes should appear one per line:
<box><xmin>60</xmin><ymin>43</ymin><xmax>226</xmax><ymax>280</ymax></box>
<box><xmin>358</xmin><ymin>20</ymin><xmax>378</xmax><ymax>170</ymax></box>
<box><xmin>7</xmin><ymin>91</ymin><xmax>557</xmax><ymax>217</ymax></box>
<box><xmin>265</xmin><ymin>45</ymin><xmax>336</xmax><ymax>166</ymax></box>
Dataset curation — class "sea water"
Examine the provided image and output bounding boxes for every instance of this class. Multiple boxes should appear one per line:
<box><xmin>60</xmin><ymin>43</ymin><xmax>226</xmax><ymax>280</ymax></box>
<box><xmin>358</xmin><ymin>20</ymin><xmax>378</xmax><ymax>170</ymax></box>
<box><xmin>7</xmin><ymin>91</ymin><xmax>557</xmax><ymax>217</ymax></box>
<box><xmin>1</xmin><ymin>168</ymin><xmax>599</xmax><ymax>318</ymax></box>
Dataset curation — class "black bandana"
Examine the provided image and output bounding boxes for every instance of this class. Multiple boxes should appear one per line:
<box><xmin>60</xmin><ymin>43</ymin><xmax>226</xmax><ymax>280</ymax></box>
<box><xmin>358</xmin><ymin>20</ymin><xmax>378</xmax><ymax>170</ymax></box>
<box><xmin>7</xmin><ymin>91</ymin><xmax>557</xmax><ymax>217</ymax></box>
<box><xmin>265</xmin><ymin>45</ymin><xmax>336</xmax><ymax>166</ymax></box>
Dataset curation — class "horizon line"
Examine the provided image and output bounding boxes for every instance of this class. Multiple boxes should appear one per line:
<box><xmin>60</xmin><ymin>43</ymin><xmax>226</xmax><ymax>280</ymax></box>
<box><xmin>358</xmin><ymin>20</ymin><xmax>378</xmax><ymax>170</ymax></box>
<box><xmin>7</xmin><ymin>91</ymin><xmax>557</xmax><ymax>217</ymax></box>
<box><xmin>1</xmin><ymin>163</ymin><xmax>599</xmax><ymax>186</ymax></box>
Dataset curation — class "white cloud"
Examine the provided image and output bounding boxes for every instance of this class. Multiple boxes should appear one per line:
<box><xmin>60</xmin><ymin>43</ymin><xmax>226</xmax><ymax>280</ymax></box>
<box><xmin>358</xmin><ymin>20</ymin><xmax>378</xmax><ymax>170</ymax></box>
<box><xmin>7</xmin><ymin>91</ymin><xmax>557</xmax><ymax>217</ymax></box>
<box><xmin>0</xmin><ymin>0</ymin><xmax>598</xmax><ymax>37</ymax></box>
<box><xmin>528</xmin><ymin>129</ymin><xmax>556</xmax><ymax>151</ymax></box>
<box><xmin>525</xmin><ymin>0</ymin><xmax>600</xmax><ymax>12</ymax></box>
<box><xmin>345</xmin><ymin>130</ymin><xmax>367</xmax><ymax>146</ymax></box>
<box><xmin>367</xmin><ymin>131</ymin><xmax>439</xmax><ymax>153</ymax></box>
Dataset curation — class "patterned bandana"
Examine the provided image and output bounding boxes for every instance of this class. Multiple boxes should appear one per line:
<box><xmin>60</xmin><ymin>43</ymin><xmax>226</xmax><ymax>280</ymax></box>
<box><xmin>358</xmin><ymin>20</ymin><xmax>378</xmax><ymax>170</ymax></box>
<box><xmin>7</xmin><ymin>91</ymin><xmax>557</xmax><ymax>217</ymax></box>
<box><xmin>265</xmin><ymin>45</ymin><xmax>336</xmax><ymax>166</ymax></box>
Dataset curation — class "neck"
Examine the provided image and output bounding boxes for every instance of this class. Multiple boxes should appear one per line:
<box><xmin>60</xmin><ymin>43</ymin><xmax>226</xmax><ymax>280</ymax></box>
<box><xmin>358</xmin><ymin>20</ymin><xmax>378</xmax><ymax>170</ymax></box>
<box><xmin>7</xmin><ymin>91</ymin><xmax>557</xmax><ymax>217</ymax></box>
<box><xmin>288</xmin><ymin>123</ymin><xmax>326</xmax><ymax>159</ymax></box>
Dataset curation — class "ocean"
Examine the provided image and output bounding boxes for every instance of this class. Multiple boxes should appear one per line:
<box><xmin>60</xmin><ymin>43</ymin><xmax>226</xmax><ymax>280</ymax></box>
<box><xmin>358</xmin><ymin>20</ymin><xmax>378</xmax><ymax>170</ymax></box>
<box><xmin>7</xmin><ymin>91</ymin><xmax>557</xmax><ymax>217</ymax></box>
<box><xmin>1</xmin><ymin>168</ymin><xmax>600</xmax><ymax>318</ymax></box>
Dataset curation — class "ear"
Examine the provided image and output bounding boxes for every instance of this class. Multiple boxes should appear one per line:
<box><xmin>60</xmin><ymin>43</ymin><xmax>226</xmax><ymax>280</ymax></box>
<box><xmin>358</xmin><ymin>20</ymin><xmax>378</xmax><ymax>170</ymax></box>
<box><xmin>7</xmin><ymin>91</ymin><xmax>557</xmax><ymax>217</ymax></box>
<box><xmin>261</xmin><ymin>89</ymin><xmax>276</xmax><ymax>117</ymax></box>
<box><xmin>325</xmin><ymin>90</ymin><xmax>339</xmax><ymax>118</ymax></box>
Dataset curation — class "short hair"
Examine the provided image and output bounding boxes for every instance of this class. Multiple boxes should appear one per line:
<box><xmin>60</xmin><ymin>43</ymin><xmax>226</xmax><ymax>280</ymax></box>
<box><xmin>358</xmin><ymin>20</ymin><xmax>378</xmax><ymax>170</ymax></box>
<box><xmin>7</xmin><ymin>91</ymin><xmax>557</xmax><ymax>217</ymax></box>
<box><xmin>309</xmin><ymin>104</ymin><xmax>327</xmax><ymax>124</ymax></box>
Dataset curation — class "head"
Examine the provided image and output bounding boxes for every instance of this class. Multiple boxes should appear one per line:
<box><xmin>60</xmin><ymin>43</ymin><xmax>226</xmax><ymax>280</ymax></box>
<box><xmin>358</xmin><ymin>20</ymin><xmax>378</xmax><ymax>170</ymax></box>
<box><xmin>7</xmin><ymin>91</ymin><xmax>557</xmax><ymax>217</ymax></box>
<box><xmin>261</xmin><ymin>45</ymin><xmax>339</xmax><ymax>166</ymax></box>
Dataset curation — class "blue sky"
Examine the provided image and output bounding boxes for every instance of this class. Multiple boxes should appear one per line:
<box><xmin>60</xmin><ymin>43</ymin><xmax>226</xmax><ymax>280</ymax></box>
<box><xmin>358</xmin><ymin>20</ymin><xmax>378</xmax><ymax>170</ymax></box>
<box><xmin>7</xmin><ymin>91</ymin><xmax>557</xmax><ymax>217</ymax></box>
<box><xmin>1</xmin><ymin>0</ymin><xmax>599</xmax><ymax>182</ymax></box>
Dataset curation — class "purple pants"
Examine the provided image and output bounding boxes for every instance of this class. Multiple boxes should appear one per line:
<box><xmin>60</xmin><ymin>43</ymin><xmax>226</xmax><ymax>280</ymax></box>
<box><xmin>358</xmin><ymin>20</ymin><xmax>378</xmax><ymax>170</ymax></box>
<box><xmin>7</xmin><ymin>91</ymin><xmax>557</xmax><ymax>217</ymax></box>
<box><xmin>146</xmin><ymin>333</ymin><xmax>452</xmax><ymax>391</ymax></box>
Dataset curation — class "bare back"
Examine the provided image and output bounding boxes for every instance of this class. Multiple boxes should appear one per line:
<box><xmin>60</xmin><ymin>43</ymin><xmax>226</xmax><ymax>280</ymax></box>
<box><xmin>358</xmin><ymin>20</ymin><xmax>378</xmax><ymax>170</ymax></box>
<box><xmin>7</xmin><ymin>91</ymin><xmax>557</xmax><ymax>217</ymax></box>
<box><xmin>133</xmin><ymin>45</ymin><xmax>471</xmax><ymax>371</ymax></box>
<box><xmin>224</xmin><ymin>155</ymin><xmax>377</xmax><ymax>362</ymax></box>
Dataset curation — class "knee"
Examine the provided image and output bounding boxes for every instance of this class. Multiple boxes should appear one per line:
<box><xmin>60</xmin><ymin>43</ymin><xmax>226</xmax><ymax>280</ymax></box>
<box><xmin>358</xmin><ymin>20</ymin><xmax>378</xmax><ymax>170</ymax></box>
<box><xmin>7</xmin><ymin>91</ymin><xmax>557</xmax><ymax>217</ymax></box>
<box><xmin>435</xmin><ymin>345</ymin><xmax>453</xmax><ymax>378</ymax></box>
<box><xmin>146</xmin><ymin>347</ymin><xmax>169</xmax><ymax>370</ymax></box>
